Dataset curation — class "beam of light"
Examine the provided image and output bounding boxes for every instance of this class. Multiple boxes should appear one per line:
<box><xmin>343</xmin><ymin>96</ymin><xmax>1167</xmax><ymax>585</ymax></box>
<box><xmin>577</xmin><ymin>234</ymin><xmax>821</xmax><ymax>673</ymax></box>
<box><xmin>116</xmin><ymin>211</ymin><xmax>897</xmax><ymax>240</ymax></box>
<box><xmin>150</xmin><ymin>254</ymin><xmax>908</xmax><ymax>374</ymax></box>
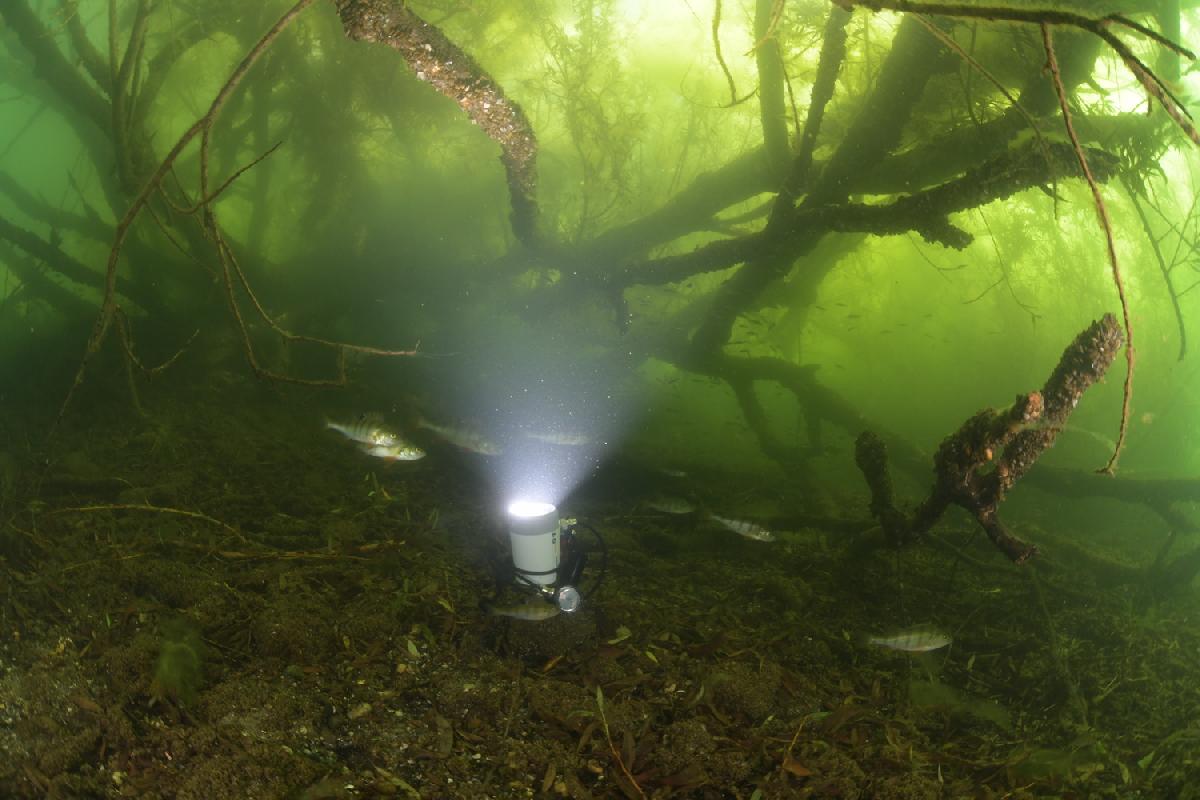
<box><xmin>490</xmin><ymin>360</ymin><xmax>633</xmax><ymax>508</ymax></box>
<box><xmin>418</xmin><ymin>300</ymin><xmax>644</xmax><ymax>510</ymax></box>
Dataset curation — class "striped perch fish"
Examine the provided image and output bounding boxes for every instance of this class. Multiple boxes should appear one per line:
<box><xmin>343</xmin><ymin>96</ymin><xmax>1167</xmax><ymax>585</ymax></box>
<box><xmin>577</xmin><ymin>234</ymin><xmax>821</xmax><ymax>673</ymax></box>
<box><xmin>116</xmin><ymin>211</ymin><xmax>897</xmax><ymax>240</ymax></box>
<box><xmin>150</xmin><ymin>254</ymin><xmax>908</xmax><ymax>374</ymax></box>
<box><xmin>326</xmin><ymin>414</ymin><xmax>425</xmax><ymax>461</ymax></box>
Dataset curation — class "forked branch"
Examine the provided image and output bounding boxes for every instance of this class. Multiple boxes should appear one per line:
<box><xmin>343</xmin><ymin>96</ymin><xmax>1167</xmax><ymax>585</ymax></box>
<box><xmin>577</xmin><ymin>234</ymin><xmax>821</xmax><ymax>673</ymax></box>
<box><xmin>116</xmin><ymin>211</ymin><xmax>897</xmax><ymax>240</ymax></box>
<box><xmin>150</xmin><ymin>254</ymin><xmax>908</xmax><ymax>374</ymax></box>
<box><xmin>857</xmin><ymin>314</ymin><xmax>1124</xmax><ymax>563</ymax></box>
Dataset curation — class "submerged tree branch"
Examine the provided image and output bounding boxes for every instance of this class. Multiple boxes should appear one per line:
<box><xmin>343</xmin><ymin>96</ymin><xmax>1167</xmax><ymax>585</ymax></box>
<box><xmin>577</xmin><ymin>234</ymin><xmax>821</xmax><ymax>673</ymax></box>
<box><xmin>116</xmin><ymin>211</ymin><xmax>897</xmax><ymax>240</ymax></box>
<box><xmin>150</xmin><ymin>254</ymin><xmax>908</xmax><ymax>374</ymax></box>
<box><xmin>0</xmin><ymin>0</ymin><xmax>110</xmax><ymax>131</ymax></box>
<box><xmin>56</xmin><ymin>0</ymin><xmax>320</xmax><ymax>425</ymax></box>
<box><xmin>332</xmin><ymin>0</ymin><xmax>541</xmax><ymax>247</ymax></box>
<box><xmin>857</xmin><ymin>314</ymin><xmax>1125</xmax><ymax>563</ymax></box>
<box><xmin>686</xmin><ymin>15</ymin><xmax>949</xmax><ymax>360</ymax></box>
<box><xmin>754</xmin><ymin>0</ymin><xmax>789</xmax><ymax>174</ymax></box>
<box><xmin>0</xmin><ymin>214</ymin><xmax>159</xmax><ymax>315</ymax></box>
<box><xmin>0</xmin><ymin>241</ymin><xmax>92</xmax><ymax>319</ymax></box>
<box><xmin>835</xmin><ymin>0</ymin><xmax>1199</xmax><ymax>146</ymax></box>
<box><xmin>614</xmin><ymin>139</ymin><xmax>1119</xmax><ymax>290</ymax></box>
<box><xmin>785</xmin><ymin>5</ymin><xmax>851</xmax><ymax>200</ymax></box>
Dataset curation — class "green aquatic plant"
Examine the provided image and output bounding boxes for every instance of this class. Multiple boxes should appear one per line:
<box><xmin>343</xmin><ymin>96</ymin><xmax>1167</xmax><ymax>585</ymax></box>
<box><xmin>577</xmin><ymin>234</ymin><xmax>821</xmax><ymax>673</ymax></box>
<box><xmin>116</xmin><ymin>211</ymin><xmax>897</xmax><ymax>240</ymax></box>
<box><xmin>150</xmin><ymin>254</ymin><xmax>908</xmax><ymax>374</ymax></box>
<box><xmin>151</xmin><ymin>619</ymin><xmax>205</xmax><ymax>707</ymax></box>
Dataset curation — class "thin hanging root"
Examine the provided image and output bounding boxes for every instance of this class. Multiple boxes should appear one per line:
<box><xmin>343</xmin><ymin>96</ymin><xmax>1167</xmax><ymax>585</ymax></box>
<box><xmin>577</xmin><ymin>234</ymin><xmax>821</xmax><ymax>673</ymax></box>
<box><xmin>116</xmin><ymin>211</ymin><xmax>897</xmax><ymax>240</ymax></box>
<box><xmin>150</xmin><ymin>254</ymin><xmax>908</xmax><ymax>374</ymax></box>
<box><xmin>712</xmin><ymin>0</ymin><xmax>739</xmax><ymax>105</ymax></box>
<box><xmin>1041</xmin><ymin>23</ymin><xmax>1133</xmax><ymax>474</ymax></box>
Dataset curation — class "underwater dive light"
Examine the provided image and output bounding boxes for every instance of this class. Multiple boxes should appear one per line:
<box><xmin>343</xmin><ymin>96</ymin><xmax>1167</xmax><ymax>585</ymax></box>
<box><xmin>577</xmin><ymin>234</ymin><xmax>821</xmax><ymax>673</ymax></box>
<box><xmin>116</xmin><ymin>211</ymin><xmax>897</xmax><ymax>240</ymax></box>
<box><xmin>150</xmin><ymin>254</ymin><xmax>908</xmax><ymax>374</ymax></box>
<box><xmin>505</xmin><ymin>499</ymin><xmax>599</xmax><ymax>613</ymax></box>
<box><xmin>506</xmin><ymin>500</ymin><xmax>560</xmax><ymax>587</ymax></box>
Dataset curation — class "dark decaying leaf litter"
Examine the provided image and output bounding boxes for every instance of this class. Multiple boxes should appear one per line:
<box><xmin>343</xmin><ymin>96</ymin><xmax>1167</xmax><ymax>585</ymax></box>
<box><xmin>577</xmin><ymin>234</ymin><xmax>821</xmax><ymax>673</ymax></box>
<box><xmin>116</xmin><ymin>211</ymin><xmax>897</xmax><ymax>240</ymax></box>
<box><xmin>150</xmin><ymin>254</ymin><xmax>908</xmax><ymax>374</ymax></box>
<box><xmin>2</xmin><ymin>369</ymin><xmax>1200</xmax><ymax>799</ymax></box>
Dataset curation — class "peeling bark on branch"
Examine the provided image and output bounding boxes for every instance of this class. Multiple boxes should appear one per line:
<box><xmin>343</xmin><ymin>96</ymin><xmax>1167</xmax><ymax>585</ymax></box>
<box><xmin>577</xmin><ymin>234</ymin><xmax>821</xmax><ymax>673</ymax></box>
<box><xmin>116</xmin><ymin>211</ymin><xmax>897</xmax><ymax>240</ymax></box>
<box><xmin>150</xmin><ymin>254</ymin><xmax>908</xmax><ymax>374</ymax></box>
<box><xmin>332</xmin><ymin>0</ymin><xmax>540</xmax><ymax>246</ymax></box>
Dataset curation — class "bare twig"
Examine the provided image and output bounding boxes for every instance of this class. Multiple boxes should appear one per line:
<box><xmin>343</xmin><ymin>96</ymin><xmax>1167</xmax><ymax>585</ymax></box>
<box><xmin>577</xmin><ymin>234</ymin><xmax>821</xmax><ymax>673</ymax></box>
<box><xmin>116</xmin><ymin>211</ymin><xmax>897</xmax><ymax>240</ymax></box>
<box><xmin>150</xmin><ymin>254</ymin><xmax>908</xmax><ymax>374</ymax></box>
<box><xmin>1042</xmin><ymin>24</ymin><xmax>1133</xmax><ymax>474</ymax></box>
<box><xmin>175</xmin><ymin>140</ymin><xmax>284</xmax><ymax>214</ymax></box>
<box><xmin>835</xmin><ymin>0</ymin><xmax>1200</xmax><ymax>146</ymax></box>
<box><xmin>114</xmin><ymin>307</ymin><xmax>198</xmax><ymax>377</ymax></box>
<box><xmin>712</xmin><ymin>0</ymin><xmax>740</xmax><ymax>106</ymax></box>
<box><xmin>67</xmin><ymin>0</ymin><xmax>317</xmax><ymax>406</ymax></box>
<box><xmin>48</xmin><ymin>502</ymin><xmax>246</xmax><ymax>542</ymax></box>
<box><xmin>1123</xmin><ymin>177</ymin><xmax>1187</xmax><ymax>361</ymax></box>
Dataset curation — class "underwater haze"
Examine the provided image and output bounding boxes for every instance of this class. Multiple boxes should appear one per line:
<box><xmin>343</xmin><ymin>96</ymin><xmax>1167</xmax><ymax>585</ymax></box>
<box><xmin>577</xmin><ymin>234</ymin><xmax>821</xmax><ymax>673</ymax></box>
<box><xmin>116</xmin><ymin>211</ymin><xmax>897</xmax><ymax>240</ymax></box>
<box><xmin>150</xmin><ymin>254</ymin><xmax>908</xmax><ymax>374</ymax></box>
<box><xmin>2</xmin><ymin>0</ymin><xmax>1200</xmax><ymax>797</ymax></box>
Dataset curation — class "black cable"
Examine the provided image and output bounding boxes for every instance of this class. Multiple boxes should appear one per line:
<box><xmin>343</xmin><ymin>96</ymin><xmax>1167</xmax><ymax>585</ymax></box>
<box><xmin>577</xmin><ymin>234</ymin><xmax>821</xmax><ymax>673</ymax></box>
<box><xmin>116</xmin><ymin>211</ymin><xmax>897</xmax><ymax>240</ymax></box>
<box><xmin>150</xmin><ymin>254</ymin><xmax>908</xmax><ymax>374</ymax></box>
<box><xmin>576</xmin><ymin>520</ymin><xmax>608</xmax><ymax>600</ymax></box>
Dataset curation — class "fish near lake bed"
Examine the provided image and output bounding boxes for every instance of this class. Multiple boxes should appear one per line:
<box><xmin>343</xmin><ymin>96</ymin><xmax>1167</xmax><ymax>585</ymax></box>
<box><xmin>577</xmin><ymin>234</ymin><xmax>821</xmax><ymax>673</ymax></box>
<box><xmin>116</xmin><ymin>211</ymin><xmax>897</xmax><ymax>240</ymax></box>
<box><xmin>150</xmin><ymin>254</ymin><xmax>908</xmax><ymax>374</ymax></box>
<box><xmin>867</xmin><ymin>628</ymin><xmax>952</xmax><ymax>653</ymax></box>
<box><xmin>645</xmin><ymin>495</ymin><xmax>697</xmax><ymax>515</ymax></box>
<box><xmin>359</xmin><ymin>442</ymin><xmax>426</xmax><ymax>461</ymax></box>
<box><xmin>485</xmin><ymin>600</ymin><xmax>561</xmax><ymax>621</ymax></box>
<box><xmin>417</xmin><ymin>416</ymin><xmax>503</xmax><ymax>456</ymax></box>
<box><xmin>709</xmin><ymin>513</ymin><xmax>775</xmax><ymax>542</ymax></box>
<box><xmin>326</xmin><ymin>414</ymin><xmax>425</xmax><ymax>461</ymax></box>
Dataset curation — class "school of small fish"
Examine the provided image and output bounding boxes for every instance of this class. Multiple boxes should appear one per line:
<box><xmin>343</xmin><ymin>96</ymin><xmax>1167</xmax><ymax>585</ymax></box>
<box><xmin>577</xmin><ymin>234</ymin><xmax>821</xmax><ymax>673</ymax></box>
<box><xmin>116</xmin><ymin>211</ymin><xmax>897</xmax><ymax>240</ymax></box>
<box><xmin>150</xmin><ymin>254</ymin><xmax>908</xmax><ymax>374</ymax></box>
<box><xmin>326</xmin><ymin>415</ymin><xmax>425</xmax><ymax>461</ymax></box>
<box><xmin>643</xmin><ymin>496</ymin><xmax>774</xmax><ymax>542</ymax></box>
<box><xmin>328</xmin><ymin>417</ymin><xmax>958</xmax><ymax>652</ymax></box>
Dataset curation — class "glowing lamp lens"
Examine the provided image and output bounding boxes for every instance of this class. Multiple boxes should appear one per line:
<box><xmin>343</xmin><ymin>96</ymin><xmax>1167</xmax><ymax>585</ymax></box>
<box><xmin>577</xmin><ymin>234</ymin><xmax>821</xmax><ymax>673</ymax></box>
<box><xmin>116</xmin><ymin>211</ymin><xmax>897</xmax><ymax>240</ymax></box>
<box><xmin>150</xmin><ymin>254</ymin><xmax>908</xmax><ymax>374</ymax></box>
<box><xmin>507</xmin><ymin>500</ymin><xmax>556</xmax><ymax>518</ymax></box>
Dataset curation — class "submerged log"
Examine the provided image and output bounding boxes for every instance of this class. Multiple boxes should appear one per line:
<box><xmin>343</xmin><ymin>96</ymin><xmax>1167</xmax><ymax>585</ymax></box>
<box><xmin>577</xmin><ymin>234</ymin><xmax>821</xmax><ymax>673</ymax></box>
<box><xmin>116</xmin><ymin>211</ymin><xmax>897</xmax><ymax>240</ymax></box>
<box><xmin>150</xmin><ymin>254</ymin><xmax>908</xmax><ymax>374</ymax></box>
<box><xmin>857</xmin><ymin>313</ymin><xmax>1124</xmax><ymax>563</ymax></box>
<box><xmin>331</xmin><ymin>0</ymin><xmax>540</xmax><ymax>247</ymax></box>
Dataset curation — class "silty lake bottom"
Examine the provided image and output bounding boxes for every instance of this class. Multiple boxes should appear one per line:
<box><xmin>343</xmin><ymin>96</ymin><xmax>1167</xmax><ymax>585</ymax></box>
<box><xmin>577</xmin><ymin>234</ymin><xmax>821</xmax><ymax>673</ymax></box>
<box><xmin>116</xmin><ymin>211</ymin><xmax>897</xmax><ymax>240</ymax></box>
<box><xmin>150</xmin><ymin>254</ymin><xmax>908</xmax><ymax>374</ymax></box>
<box><xmin>1</xmin><ymin>358</ymin><xmax>1198</xmax><ymax>799</ymax></box>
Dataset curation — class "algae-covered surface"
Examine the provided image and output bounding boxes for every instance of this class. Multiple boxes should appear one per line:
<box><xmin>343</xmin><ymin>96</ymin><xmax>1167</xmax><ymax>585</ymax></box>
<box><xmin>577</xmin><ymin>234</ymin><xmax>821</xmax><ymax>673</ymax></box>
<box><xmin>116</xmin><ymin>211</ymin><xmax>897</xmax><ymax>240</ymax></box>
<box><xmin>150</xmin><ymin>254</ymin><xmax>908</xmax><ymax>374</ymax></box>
<box><xmin>2</xmin><ymin>364</ymin><xmax>1199</xmax><ymax>800</ymax></box>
